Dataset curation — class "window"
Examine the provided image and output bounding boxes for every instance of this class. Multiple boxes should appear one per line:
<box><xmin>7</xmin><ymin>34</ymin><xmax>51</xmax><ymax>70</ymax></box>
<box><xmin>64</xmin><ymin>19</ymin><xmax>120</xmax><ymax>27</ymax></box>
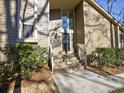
<box><xmin>23</xmin><ymin>24</ymin><xmax>33</xmax><ymax>38</ymax></box>
<box><xmin>69</xmin><ymin>10</ymin><xmax>74</xmax><ymax>30</ymax></box>
<box><xmin>120</xmin><ymin>33</ymin><xmax>124</xmax><ymax>43</ymax></box>
<box><xmin>18</xmin><ymin>0</ymin><xmax>38</xmax><ymax>41</ymax></box>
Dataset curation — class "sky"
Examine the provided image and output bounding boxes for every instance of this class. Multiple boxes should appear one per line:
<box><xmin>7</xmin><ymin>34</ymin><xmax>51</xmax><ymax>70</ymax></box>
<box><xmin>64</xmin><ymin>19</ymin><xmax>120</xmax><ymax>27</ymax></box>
<box><xmin>96</xmin><ymin>0</ymin><xmax>124</xmax><ymax>24</ymax></box>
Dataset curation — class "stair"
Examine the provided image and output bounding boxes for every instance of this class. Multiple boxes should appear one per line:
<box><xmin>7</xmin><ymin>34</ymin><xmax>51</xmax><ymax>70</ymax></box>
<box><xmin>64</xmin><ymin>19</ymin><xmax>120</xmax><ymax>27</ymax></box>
<box><xmin>53</xmin><ymin>53</ymin><xmax>84</xmax><ymax>71</ymax></box>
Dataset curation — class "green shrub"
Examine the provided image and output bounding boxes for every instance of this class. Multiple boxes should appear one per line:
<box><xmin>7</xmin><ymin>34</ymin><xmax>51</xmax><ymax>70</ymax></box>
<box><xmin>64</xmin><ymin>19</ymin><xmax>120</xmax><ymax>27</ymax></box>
<box><xmin>87</xmin><ymin>51</ymin><xmax>97</xmax><ymax>65</ymax></box>
<box><xmin>115</xmin><ymin>48</ymin><xmax>124</xmax><ymax>66</ymax></box>
<box><xmin>90</xmin><ymin>48</ymin><xmax>124</xmax><ymax>68</ymax></box>
<box><xmin>0</xmin><ymin>43</ymin><xmax>47</xmax><ymax>81</ymax></box>
<box><xmin>96</xmin><ymin>48</ymin><xmax>116</xmax><ymax>68</ymax></box>
<box><xmin>109</xmin><ymin>88</ymin><xmax>124</xmax><ymax>93</ymax></box>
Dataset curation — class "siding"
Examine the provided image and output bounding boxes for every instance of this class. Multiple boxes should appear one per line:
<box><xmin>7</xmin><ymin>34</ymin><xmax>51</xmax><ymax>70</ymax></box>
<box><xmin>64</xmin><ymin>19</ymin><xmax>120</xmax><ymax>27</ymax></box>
<box><xmin>21</xmin><ymin>0</ymin><xmax>34</xmax><ymax>23</ymax></box>
<box><xmin>37</xmin><ymin>0</ymin><xmax>49</xmax><ymax>47</ymax></box>
<box><xmin>0</xmin><ymin>0</ymin><xmax>17</xmax><ymax>46</ymax></box>
<box><xmin>84</xmin><ymin>0</ymin><xmax>112</xmax><ymax>54</ymax></box>
<box><xmin>19</xmin><ymin>0</ymin><xmax>35</xmax><ymax>38</ymax></box>
<box><xmin>0</xmin><ymin>0</ymin><xmax>17</xmax><ymax>61</ymax></box>
<box><xmin>20</xmin><ymin>0</ymin><xmax>49</xmax><ymax>48</ymax></box>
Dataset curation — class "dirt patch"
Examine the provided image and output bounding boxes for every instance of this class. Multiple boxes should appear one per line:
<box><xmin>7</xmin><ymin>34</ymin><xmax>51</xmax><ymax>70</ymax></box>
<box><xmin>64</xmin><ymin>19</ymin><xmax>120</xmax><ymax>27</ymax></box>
<box><xmin>87</xmin><ymin>65</ymin><xmax>124</xmax><ymax>76</ymax></box>
<box><xmin>0</xmin><ymin>64</ymin><xmax>59</xmax><ymax>93</ymax></box>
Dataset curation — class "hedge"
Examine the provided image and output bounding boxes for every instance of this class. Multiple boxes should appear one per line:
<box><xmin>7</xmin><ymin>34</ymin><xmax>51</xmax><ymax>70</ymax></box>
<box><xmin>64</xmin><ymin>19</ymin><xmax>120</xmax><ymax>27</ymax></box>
<box><xmin>115</xmin><ymin>48</ymin><xmax>124</xmax><ymax>66</ymax></box>
<box><xmin>0</xmin><ymin>43</ymin><xmax>47</xmax><ymax>81</ymax></box>
<box><xmin>89</xmin><ymin>48</ymin><xmax>124</xmax><ymax>68</ymax></box>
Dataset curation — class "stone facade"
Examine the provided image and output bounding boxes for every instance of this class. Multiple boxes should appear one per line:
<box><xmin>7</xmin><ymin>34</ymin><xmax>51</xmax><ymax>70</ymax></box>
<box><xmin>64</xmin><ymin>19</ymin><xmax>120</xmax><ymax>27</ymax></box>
<box><xmin>83</xmin><ymin>0</ymin><xmax>124</xmax><ymax>54</ymax></box>
<box><xmin>84</xmin><ymin>1</ymin><xmax>112</xmax><ymax>54</ymax></box>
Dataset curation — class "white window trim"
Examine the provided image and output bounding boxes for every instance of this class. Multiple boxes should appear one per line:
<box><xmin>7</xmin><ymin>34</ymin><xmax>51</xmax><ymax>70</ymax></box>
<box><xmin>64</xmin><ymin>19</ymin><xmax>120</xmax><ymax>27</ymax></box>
<box><xmin>17</xmin><ymin>0</ymin><xmax>38</xmax><ymax>42</ymax></box>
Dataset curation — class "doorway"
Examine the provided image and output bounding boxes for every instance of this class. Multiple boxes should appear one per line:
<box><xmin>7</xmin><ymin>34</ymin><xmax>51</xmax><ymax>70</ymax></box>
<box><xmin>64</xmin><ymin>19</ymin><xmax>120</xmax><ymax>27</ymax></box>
<box><xmin>61</xmin><ymin>10</ymin><xmax>74</xmax><ymax>54</ymax></box>
<box><xmin>49</xmin><ymin>9</ymin><xmax>75</xmax><ymax>57</ymax></box>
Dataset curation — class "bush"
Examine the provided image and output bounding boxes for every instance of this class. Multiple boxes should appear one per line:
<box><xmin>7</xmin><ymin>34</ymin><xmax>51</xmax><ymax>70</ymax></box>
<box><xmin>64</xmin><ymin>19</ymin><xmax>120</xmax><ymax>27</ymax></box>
<box><xmin>109</xmin><ymin>88</ymin><xmax>124</xmax><ymax>93</ymax></box>
<box><xmin>96</xmin><ymin>48</ymin><xmax>116</xmax><ymax>67</ymax></box>
<box><xmin>0</xmin><ymin>43</ymin><xmax>47</xmax><ymax>81</ymax></box>
<box><xmin>89</xmin><ymin>48</ymin><xmax>124</xmax><ymax>68</ymax></box>
<box><xmin>87</xmin><ymin>51</ymin><xmax>97</xmax><ymax>65</ymax></box>
<box><xmin>115</xmin><ymin>48</ymin><xmax>124</xmax><ymax>66</ymax></box>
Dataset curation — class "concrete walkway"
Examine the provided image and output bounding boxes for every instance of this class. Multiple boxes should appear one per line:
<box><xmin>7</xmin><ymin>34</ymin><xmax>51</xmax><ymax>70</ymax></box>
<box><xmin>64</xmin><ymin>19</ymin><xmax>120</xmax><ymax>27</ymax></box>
<box><xmin>53</xmin><ymin>70</ymin><xmax>124</xmax><ymax>93</ymax></box>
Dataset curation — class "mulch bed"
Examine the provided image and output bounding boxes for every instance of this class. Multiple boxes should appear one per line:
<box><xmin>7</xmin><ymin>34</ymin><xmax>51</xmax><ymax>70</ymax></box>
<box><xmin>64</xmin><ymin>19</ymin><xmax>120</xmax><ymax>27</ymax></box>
<box><xmin>86</xmin><ymin>65</ymin><xmax>124</xmax><ymax>76</ymax></box>
<box><xmin>0</xmin><ymin>64</ymin><xmax>60</xmax><ymax>93</ymax></box>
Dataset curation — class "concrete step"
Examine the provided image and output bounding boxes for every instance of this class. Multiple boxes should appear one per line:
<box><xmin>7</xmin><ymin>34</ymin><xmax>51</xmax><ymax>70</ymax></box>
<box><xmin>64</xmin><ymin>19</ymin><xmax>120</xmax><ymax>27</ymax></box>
<box><xmin>54</xmin><ymin>61</ymin><xmax>84</xmax><ymax>71</ymax></box>
<box><xmin>69</xmin><ymin>57</ymin><xmax>77</xmax><ymax>60</ymax></box>
<box><xmin>53</xmin><ymin>53</ymin><xmax>84</xmax><ymax>71</ymax></box>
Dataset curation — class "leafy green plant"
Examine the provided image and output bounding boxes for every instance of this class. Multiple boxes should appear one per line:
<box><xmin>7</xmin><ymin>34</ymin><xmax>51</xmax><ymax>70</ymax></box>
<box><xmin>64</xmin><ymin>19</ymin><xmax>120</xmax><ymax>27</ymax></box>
<box><xmin>0</xmin><ymin>61</ymin><xmax>15</xmax><ymax>81</ymax></box>
<box><xmin>0</xmin><ymin>43</ymin><xmax>47</xmax><ymax>81</ymax></box>
<box><xmin>87</xmin><ymin>51</ymin><xmax>97</xmax><ymax>65</ymax></box>
<box><xmin>109</xmin><ymin>88</ymin><xmax>124</xmax><ymax>93</ymax></box>
<box><xmin>115</xmin><ymin>48</ymin><xmax>124</xmax><ymax>66</ymax></box>
<box><xmin>90</xmin><ymin>48</ymin><xmax>124</xmax><ymax>68</ymax></box>
<box><xmin>96</xmin><ymin>48</ymin><xmax>116</xmax><ymax>68</ymax></box>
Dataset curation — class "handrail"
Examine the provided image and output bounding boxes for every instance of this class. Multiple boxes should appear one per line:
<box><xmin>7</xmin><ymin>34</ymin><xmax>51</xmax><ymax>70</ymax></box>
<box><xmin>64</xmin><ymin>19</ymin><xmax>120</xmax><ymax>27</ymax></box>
<box><xmin>49</xmin><ymin>25</ymin><xmax>61</xmax><ymax>32</ymax></box>
<box><xmin>77</xmin><ymin>44</ymin><xmax>87</xmax><ymax>69</ymax></box>
<box><xmin>48</xmin><ymin>25</ymin><xmax>61</xmax><ymax>73</ymax></box>
<box><xmin>77</xmin><ymin>44</ymin><xmax>86</xmax><ymax>54</ymax></box>
<box><xmin>48</xmin><ymin>45</ymin><xmax>53</xmax><ymax>73</ymax></box>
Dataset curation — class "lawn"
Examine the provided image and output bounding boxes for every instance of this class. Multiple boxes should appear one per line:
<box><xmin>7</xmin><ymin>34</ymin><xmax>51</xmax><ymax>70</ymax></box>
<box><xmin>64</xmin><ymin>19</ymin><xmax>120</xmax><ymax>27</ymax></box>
<box><xmin>110</xmin><ymin>88</ymin><xmax>124</xmax><ymax>93</ymax></box>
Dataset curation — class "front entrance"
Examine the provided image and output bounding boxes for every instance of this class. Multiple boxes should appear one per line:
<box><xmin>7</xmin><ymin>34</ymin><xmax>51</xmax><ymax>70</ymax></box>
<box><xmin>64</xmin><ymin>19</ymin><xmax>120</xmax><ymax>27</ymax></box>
<box><xmin>50</xmin><ymin>9</ymin><xmax>77</xmax><ymax>70</ymax></box>
<box><xmin>61</xmin><ymin>10</ymin><xmax>74</xmax><ymax>54</ymax></box>
<box><xmin>49</xmin><ymin>0</ymin><xmax>84</xmax><ymax>71</ymax></box>
<box><xmin>50</xmin><ymin>10</ymin><xmax>74</xmax><ymax>55</ymax></box>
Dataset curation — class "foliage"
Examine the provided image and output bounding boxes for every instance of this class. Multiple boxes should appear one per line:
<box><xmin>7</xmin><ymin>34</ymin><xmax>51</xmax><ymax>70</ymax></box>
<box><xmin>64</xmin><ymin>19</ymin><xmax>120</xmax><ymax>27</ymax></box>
<box><xmin>87</xmin><ymin>48</ymin><xmax>124</xmax><ymax>67</ymax></box>
<box><xmin>88</xmin><ymin>48</ymin><xmax>124</xmax><ymax>68</ymax></box>
<box><xmin>109</xmin><ymin>88</ymin><xmax>124</xmax><ymax>93</ymax></box>
<box><xmin>115</xmin><ymin>48</ymin><xmax>124</xmax><ymax>66</ymax></box>
<box><xmin>0</xmin><ymin>43</ymin><xmax>47</xmax><ymax>81</ymax></box>
<box><xmin>96</xmin><ymin>48</ymin><xmax>116</xmax><ymax>67</ymax></box>
<box><xmin>87</xmin><ymin>51</ymin><xmax>97</xmax><ymax>66</ymax></box>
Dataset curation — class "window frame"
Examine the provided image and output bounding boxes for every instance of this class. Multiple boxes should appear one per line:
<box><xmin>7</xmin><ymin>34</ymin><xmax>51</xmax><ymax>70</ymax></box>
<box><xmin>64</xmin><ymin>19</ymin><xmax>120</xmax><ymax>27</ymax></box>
<box><xmin>17</xmin><ymin>0</ymin><xmax>38</xmax><ymax>42</ymax></box>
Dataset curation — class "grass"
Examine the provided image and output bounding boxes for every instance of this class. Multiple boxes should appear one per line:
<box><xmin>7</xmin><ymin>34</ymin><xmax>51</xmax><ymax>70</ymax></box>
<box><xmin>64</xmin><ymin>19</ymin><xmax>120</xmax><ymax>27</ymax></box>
<box><xmin>110</xmin><ymin>88</ymin><xmax>124</xmax><ymax>93</ymax></box>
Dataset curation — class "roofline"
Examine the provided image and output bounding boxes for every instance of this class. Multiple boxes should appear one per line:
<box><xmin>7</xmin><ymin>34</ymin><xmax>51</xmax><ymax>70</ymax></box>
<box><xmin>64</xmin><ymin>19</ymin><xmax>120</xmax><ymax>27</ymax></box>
<box><xmin>85</xmin><ymin>0</ymin><xmax>124</xmax><ymax>32</ymax></box>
